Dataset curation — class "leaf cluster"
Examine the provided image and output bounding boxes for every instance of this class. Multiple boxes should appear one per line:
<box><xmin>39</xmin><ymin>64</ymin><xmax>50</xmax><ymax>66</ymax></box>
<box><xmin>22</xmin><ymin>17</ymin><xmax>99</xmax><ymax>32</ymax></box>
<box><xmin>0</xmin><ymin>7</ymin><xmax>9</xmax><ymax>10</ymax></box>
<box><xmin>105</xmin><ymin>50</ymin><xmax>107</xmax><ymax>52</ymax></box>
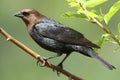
<box><xmin>63</xmin><ymin>0</ymin><xmax>120</xmax><ymax>47</ymax></box>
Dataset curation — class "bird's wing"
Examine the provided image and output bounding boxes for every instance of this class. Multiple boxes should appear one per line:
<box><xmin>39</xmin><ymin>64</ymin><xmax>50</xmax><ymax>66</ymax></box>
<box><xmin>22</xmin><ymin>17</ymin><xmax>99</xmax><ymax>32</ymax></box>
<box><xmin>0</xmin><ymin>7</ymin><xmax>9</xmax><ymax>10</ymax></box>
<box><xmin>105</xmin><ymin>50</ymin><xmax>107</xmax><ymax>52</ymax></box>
<box><xmin>34</xmin><ymin>19</ymin><xmax>100</xmax><ymax>48</ymax></box>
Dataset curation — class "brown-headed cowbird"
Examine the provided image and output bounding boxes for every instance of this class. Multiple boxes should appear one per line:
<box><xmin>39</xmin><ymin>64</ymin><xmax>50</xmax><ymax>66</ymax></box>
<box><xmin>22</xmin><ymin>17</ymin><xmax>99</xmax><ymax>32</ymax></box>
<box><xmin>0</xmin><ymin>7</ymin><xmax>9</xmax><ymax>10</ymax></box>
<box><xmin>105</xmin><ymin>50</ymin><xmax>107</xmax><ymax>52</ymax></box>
<box><xmin>14</xmin><ymin>9</ymin><xmax>115</xmax><ymax>70</ymax></box>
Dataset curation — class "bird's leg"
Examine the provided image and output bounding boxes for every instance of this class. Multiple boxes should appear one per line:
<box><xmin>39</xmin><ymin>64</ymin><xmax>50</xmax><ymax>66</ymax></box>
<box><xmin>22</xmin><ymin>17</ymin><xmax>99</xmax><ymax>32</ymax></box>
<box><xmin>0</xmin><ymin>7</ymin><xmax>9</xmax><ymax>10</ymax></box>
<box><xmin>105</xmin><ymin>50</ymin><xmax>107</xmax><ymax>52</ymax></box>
<box><xmin>44</xmin><ymin>53</ymin><xmax>62</xmax><ymax>60</ymax></box>
<box><xmin>57</xmin><ymin>54</ymin><xmax>70</xmax><ymax>69</ymax></box>
<box><xmin>37</xmin><ymin>54</ymin><xmax>62</xmax><ymax>67</ymax></box>
<box><xmin>56</xmin><ymin>54</ymin><xmax>70</xmax><ymax>76</ymax></box>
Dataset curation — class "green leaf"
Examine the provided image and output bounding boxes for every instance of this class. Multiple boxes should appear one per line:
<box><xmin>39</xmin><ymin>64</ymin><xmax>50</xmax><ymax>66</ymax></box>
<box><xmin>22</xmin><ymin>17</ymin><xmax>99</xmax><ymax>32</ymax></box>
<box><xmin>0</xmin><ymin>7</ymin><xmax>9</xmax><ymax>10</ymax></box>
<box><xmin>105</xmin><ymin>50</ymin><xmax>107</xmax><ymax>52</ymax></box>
<box><xmin>104</xmin><ymin>1</ymin><xmax>120</xmax><ymax>24</ymax></box>
<box><xmin>84</xmin><ymin>0</ymin><xmax>107</xmax><ymax>8</ymax></box>
<box><xmin>77</xmin><ymin>10</ymin><xmax>100</xmax><ymax>19</ymax></box>
<box><xmin>118</xmin><ymin>23</ymin><xmax>120</xmax><ymax>33</ymax></box>
<box><xmin>66</xmin><ymin>0</ymin><xmax>81</xmax><ymax>9</ymax></box>
<box><xmin>91</xmin><ymin>9</ymin><xmax>99</xmax><ymax>15</ymax></box>
<box><xmin>67</xmin><ymin>0</ymin><xmax>107</xmax><ymax>8</ymax></box>
<box><xmin>78</xmin><ymin>0</ymin><xmax>88</xmax><ymax>4</ymax></box>
<box><xmin>95</xmin><ymin>34</ymin><xmax>110</xmax><ymax>46</ymax></box>
<box><xmin>62</xmin><ymin>12</ymin><xmax>87</xmax><ymax>18</ymax></box>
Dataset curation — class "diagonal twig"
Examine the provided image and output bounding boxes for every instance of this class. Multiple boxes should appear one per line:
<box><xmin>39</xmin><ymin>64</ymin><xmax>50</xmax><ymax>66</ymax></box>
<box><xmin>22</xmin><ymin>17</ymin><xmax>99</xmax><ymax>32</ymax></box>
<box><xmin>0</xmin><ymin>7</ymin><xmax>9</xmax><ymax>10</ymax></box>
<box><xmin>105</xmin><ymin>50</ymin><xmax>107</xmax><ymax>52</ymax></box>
<box><xmin>0</xmin><ymin>27</ymin><xmax>84</xmax><ymax>80</ymax></box>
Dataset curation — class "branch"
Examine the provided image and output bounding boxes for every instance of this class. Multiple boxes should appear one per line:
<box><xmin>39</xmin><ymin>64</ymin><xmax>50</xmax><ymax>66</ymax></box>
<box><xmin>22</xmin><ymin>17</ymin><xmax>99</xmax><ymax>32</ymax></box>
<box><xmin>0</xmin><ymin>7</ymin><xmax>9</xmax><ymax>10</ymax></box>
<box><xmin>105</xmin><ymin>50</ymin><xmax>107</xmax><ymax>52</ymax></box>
<box><xmin>78</xmin><ymin>2</ymin><xmax>120</xmax><ymax>46</ymax></box>
<box><xmin>91</xmin><ymin>18</ymin><xmax>120</xmax><ymax>46</ymax></box>
<box><xmin>0</xmin><ymin>27</ymin><xmax>84</xmax><ymax>80</ymax></box>
<box><xmin>91</xmin><ymin>18</ymin><xmax>109</xmax><ymax>33</ymax></box>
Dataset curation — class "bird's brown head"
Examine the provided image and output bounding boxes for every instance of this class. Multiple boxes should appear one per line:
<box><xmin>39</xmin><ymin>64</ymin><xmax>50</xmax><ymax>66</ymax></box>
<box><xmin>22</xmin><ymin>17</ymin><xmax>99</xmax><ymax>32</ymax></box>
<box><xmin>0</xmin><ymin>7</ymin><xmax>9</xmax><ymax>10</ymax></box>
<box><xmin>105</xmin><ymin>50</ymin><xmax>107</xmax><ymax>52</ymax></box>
<box><xmin>14</xmin><ymin>9</ymin><xmax>45</xmax><ymax>26</ymax></box>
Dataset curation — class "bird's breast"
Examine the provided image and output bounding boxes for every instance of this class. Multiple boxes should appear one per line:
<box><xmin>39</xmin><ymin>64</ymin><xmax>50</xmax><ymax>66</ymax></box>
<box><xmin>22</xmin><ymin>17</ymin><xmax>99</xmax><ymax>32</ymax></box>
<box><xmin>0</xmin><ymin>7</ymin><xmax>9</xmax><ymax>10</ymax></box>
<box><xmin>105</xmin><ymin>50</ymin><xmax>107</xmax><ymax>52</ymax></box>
<box><xmin>29</xmin><ymin>26</ymin><xmax>67</xmax><ymax>53</ymax></box>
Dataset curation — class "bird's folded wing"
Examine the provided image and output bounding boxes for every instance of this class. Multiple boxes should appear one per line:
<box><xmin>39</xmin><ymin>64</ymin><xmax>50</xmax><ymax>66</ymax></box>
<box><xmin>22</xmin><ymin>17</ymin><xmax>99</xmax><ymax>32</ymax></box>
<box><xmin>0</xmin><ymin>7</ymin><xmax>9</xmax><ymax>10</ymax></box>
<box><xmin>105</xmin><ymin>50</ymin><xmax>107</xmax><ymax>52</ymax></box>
<box><xmin>35</xmin><ymin>22</ymin><xmax>100</xmax><ymax>48</ymax></box>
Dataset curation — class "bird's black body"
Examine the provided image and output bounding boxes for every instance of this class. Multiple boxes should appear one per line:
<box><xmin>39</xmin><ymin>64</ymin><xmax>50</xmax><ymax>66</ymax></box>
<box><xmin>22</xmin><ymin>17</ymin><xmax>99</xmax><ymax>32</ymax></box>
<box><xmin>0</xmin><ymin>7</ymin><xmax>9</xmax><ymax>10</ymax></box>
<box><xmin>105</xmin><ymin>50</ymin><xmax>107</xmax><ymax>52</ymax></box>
<box><xmin>29</xmin><ymin>17</ymin><xmax>115</xmax><ymax>69</ymax></box>
<box><xmin>14</xmin><ymin>9</ymin><xmax>115</xmax><ymax>70</ymax></box>
<box><xmin>30</xmin><ymin>17</ymin><xmax>93</xmax><ymax>57</ymax></box>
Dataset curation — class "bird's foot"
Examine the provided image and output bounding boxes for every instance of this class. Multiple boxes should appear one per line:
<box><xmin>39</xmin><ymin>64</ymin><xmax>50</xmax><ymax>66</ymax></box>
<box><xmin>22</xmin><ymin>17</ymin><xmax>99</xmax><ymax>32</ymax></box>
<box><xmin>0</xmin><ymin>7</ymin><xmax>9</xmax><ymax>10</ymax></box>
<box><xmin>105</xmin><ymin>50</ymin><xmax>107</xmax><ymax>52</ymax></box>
<box><xmin>37</xmin><ymin>57</ymin><xmax>48</xmax><ymax>67</ymax></box>
<box><xmin>57</xmin><ymin>63</ymin><xmax>63</xmax><ymax>69</ymax></box>
<box><xmin>53</xmin><ymin>63</ymin><xmax>63</xmax><ymax>76</ymax></box>
<box><xmin>57</xmin><ymin>63</ymin><xmax>63</xmax><ymax>76</ymax></box>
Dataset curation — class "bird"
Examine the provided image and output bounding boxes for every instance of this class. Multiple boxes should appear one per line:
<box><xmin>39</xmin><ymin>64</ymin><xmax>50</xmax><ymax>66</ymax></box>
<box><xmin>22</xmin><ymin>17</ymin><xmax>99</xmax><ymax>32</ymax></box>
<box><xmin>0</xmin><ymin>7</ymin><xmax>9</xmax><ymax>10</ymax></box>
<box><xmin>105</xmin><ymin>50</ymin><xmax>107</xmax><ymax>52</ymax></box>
<box><xmin>14</xmin><ymin>8</ymin><xmax>115</xmax><ymax>70</ymax></box>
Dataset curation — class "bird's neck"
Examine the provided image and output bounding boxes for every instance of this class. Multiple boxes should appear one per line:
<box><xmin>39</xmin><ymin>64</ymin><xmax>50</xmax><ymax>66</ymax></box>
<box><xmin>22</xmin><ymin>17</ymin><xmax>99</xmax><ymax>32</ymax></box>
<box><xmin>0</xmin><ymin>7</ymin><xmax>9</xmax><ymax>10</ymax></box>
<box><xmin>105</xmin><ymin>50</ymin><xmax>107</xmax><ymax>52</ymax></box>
<box><xmin>30</xmin><ymin>15</ymin><xmax>45</xmax><ymax>25</ymax></box>
<box><xmin>27</xmin><ymin>16</ymin><xmax>45</xmax><ymax>35</ymax></box>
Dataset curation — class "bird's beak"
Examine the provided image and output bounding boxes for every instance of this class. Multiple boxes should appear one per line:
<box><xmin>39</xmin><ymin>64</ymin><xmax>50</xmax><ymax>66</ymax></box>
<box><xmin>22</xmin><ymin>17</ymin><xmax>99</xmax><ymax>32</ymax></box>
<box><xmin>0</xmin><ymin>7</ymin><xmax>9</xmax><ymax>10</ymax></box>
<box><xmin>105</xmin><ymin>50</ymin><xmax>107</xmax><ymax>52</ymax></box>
<box><xmin>14</xmin><ymin>12</ymin><xmax>23</xmax><ymax>18</ymax></box>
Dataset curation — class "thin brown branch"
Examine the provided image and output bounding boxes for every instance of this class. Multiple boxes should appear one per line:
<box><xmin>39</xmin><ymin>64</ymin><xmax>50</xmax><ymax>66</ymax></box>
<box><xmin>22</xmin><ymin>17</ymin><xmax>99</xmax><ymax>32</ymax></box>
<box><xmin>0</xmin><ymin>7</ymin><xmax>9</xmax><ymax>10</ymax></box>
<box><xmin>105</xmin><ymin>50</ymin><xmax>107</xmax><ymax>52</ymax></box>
<box><xmin>91</xmin><ymin>18</ymin><xmax>120</xmax><ymax>46</ymax></box>
<box><xmin>78</xmin><ymin>1</ymin><xmax>120</xmax><ymax>45</ymax></box>
<box><xmin>79</xmin><ymin>2</ymin><xmax>110</xmax><ymax>34</ymax></box>
<box><xmin>91</xmin><ymin>18</ymin><xmax>110</xmax><ymax>33</ymax></box>
<box><xmin>78</xmin><ymin>2</ymin><xmax>109</xmax><ymax>34</ymax></box>
<box><xmin>0</xmin><ymin>27</ymin><xmax>84</xmax><ymax>80</ymax></box>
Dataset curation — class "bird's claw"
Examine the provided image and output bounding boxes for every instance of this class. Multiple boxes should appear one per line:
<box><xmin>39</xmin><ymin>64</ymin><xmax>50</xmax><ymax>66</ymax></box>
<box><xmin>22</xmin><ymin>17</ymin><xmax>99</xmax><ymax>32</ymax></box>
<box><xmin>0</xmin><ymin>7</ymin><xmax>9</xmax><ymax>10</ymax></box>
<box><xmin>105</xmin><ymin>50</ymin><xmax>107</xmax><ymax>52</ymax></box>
<box><xmin>57</xmin><ymin>63</ymin><xmax>63</xmax><ymax>69</ymax></box>
<box><xmin>37</xmin><ymin>57</ymin><xmax>48</xmax><ymax>67</ymax></box>
<box><xmin>52</xmin><ymin>63</ymin><xmax>63</xmax><ymax>76</ymax></box>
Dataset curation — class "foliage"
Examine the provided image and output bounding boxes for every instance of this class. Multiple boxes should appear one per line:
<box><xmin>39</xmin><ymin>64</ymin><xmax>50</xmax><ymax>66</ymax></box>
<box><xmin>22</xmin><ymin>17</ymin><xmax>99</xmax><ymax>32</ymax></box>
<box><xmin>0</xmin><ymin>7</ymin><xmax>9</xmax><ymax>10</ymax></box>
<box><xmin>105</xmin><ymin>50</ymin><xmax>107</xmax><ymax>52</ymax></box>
<box><xmin>63</xmin><ymin>0</ymin><xmax>120</xmax><ymax>47</ymax></box>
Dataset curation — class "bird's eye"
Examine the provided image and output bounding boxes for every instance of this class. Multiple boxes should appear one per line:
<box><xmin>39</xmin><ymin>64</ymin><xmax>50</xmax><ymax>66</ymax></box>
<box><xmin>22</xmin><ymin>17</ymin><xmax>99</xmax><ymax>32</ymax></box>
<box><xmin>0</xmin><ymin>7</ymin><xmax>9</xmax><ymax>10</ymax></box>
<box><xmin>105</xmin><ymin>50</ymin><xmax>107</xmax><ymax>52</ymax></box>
<box><xmin>22</xmin><ymin>12</ymin><xmax>30</xmax><ymax>16</ymax></box>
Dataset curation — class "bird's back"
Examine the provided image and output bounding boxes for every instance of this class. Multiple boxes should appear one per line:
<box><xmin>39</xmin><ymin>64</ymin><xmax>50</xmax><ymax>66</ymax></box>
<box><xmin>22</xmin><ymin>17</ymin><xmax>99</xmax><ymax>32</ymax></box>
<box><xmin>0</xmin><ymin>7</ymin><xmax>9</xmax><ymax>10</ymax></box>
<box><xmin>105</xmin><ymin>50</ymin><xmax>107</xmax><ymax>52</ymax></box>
<box><xmin>32</xmin><ymin>17</ymin><xmax>100</xmax><ymax>48</ymax></box>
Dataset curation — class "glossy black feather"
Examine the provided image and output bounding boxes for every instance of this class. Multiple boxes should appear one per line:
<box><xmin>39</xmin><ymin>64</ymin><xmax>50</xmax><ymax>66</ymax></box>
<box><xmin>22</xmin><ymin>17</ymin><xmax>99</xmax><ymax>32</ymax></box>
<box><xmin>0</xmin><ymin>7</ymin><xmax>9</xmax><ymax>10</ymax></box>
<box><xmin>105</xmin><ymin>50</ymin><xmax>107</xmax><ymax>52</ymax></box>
<box><xmin>34</xmin><ymin>17</ymin><xmax>100</xmax><ymax>48</ymax></box>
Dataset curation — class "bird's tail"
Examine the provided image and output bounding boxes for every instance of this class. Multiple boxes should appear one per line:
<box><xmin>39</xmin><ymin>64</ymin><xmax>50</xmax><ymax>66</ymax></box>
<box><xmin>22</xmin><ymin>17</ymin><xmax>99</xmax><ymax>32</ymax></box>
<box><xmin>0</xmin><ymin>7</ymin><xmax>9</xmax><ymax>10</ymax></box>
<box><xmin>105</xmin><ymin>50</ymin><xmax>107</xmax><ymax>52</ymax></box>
<box><xmin>74</xmin><ymin>46</ymin><xmax>116</xmax><ymax>70</ymax></box>
<box><xmin>86</xmin><ymin>48</ymin><xmax>116</xmax><ymax>70</ymax></box>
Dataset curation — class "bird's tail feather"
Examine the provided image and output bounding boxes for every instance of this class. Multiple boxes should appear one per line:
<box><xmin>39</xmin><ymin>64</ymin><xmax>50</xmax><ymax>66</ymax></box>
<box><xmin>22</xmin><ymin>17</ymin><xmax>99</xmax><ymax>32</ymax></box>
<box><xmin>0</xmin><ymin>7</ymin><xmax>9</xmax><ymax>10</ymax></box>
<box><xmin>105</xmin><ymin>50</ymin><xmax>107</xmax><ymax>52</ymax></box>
<box><xmin>88</xmin><ymin>48</ymin><xmax>116</xmax><ymax>70</ymax></box>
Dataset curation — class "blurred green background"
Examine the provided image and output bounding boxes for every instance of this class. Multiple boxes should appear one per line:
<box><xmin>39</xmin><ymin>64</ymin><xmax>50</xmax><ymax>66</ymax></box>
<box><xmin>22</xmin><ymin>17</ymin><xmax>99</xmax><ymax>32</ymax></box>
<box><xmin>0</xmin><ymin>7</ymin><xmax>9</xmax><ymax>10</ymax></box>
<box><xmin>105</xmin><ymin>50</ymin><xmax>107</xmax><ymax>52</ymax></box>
<box><xmin>0</xmin><ymin>0</ymin><xmax>120</xmax><ymax>80</ymax></box>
